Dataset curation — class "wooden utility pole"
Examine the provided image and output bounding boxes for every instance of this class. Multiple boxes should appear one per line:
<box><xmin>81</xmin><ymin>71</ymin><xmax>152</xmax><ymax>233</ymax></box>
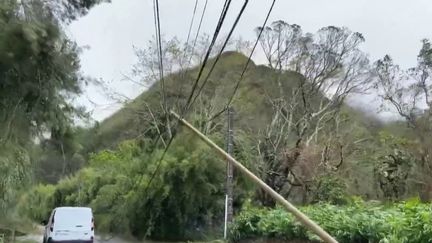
<box><xmin>224</xmin><ymin>107</ymin><xmax>234</xmax><ymax>239</ymax></box>
<box><xmin>170</xmin><ymin>111</ymin><xmax>338</xmax><ymax>243</ymax></box>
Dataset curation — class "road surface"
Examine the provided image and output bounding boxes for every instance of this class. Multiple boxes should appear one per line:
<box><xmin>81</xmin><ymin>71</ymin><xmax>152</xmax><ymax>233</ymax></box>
<box><xmin>17</xmin><ymin>235</ymin><xmax>136</xmax><ymax>243</ymax></box>
<box><xmin>16</xmin><ymin>227</ymin><xmax>137</xmax><ymax>243</ymax></box>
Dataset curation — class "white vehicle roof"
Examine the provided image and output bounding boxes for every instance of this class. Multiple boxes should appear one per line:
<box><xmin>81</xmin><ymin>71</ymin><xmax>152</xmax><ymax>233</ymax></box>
<box><xmin>53</xmin><ymin>207</ymin><xmax>93</xmax><ymax>228</ymax></box>
<box><xmin>55</xmin><ymin>206</ymin><xmax>92</xmax><ymax>211</ymax></box>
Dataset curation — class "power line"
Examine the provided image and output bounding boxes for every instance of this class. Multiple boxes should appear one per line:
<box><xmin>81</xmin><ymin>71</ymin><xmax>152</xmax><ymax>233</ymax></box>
<box><xmin>183</xmin><ymin>0</ymin><xmax>233</xmax><ymax>113</ymax></box>
<box><xmin>133</xmin><ymin>1</ymin><xmax>275</xmax><ymax>220</ymax></box>
<box><xmin>140</xmin><ymin>0</ymin><xmax>236</xmax><ymax>197</ymax></box>
<box><xmin>147</xmin><ymin>1</ymin><xmax>248</xmax><ymax>192</ymax></box>
<box><xmin>177</xmin><ymin>0</ymin><xmax>201</xmax><ymax>106</ymax></box>
<box><xmin>139</xmin><ymin>0</ymin><xmax>165</xmax><ymax>152</ymax></box>
<box><xmin>183</xmin><ymin>0</ymin><xmax>199</xmax><ymax>63</ymax></box>
<box><xmin>187</xmin><ymin>0</ymin><xmax>209</xmax><ymax>68</ymax></box>
<box><xmin>185</xmin><ymin>0</ymin><xmax>199</xmax><ymax>47</ymax></box>
<box><xmin>153</xmin><ymin>0</ymin><xmax>166</xmax><ymax>115</ymax></box>
<box><xmin>189</xmin><ymin>0</ymin><xmax>250</xmax><ymax>109</ymax></box>
<box><xmin>129</xmin><ymin>0</ymin><xmax>171</xmax><ymax>195</ymax></box>
<box><xmin>209</xmin><ymin>0</ymin><xmax>277</xmax><ymax>121</ymax></box>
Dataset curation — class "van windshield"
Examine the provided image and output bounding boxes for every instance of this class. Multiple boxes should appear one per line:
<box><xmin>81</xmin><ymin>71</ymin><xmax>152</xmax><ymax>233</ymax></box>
<box><xmin>54</xmin><ymin>208</ymin><xmax>92</xmax><ymax>229</ymax></box>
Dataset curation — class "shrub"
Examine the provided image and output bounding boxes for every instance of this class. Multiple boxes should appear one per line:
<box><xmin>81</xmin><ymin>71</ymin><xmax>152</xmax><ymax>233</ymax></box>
<box><xmin>21</xmin><ymin>137</ymin><xmax>226</xmax><ymax>241</ymax></box>
<box><xmin>230</xmin><ymin>198</ymin><xmax>432</xmax><ymax>243</ymax></box>
<box><xmin>17</xmin><ymin>184</ymin><xmax>55</xmax><ymax>222</ymax></box>
<box><xmin>311</xmin><ymin>176</ymin><xmax>348</xmax><ymax>205</ymax></box>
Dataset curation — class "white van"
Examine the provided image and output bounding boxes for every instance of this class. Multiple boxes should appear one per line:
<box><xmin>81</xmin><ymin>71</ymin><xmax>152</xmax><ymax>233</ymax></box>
<box><xmin>42</xmin><ymin>207</ymin><xmax>94</xmax><ymax>243</ymax></box>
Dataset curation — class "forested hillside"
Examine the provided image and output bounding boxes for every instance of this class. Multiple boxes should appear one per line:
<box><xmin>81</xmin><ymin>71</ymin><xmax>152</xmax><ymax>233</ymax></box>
<box><xmin>89</xmin><ymin>50</ymin><xmax>379</xmax><ymax>201</ymax></box>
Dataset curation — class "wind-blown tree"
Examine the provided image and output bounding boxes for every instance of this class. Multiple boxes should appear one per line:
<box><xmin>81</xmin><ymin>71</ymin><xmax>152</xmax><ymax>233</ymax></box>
<box><xmin>374</xmin><ymin>39</ymin><xmax>432</xmax><ymax>201</ymax></box>
<box><xmin>0</xmin><ymin>0</ymin><xmax>103</xmax><ymax>212</ymax></box>
<box><xmin>254</xmin><ymin>21</ymin><xmax>372</xmax><ymax>205</ymax></box>
<box><xmin>19</xmin><ymin>0</ymin><xmax>109</xmax><ymax>22</ymax></box>
<box><xmin>256</xmin><ymin>21</ymin><xmax>302</xmax><ymax>70</ymax></box>
<box><xmin>0</xmin><ymin>0</ymin><xmax>106</xmax><ymax>145</ymax></box>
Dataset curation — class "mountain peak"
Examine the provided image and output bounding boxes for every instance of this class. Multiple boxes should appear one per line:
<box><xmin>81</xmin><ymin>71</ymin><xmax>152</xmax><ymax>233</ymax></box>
<box><xmin>213</xmin><ymin>51</ymin><xmax>255</xmax><ymax>68</ymax></box>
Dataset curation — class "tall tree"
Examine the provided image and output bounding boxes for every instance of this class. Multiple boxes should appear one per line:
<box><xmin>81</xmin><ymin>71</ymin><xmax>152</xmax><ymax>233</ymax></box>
<box><xmin>0</xmin><ymin>0</ymin><xmax>104</xmax><ymax>212</ymax></box>
<box><xmin>374</xmin><ymin>39</ymin><xmax>432</xmax><ymax>201</ymax></box>
<box><xmin>255</xmin><ymin>22</ymin><xmax>372</xmax><ymax>205</ymax></box>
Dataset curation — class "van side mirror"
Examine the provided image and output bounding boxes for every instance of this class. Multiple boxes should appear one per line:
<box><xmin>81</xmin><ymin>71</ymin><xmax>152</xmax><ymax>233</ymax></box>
<box><xmin>41</xmin><ymin>220</ymin><xmax>47</xmax><ymax>226</ymax></box>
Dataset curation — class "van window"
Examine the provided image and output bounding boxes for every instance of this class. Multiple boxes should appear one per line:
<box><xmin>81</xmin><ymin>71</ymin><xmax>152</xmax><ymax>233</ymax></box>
<box><xmin>54</xmin><ymin>208</ymin><xmax>92</xmax><ymax>229</ymax></box>
<box><xmin>50</xmin><ymin>210</ymin><xmax>55</xmax><ymax>224</ymax></box>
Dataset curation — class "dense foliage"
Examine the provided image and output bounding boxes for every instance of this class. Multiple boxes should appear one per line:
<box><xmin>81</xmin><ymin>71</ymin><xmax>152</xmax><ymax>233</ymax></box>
<box><xmin>0</xmin><ymin>1</ymin><xmax>63</xmax><ymax>214</ymax></box>
<box><xmin>230</xmin><ymin>198</ymin><xmax>432</xmax><ymax>243</ymax></box>
<box><xmin>19</xmin><ymin>136</ymin><xmax>226</xmax><ymax>240</ymax></box>
<box><xmin>0</xmin><ymin>0</ymin><xmax>104</xmax><ymax>222</ymax></box>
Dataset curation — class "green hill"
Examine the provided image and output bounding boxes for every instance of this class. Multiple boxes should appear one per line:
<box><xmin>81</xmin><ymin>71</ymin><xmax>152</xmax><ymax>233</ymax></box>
<box><xmin>79</xmin><ymin>51</ymin><xmax>385</xmax><ymax>199</ymax></box>
<box><xmin>88</xmin><ymin>51</ymin><xmax>375</xmax><ymax>152</ymax></box>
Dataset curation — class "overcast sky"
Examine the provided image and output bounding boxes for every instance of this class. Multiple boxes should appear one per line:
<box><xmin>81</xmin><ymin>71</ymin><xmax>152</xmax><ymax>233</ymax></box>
<box><xmin>68</xmin><ymin>0</ymin><xmax>432</xmax><ymax>121</ymax></box>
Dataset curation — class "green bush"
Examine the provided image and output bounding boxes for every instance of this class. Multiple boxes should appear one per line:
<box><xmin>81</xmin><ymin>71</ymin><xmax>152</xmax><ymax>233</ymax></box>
<box><xmin>311</xmin><ymin>176</ymin><xmax>348</xmax><ymax>205</ymax></box>
<box><xmin>21</xmin><ymin>137</ymin><xmax>226</xmax><ymax>241</ymax></box>
<box><xmin>0</xmin><ymin>142</ymin><xmax>31</xmax><ymax>214</ymax></box>
<box><xmin>17</xmin><ymin>184</ymin><xmax>55</xmax><ymax>222</ymax></box>
<box><xmin>230</xmin><ymin>198</ymin><xmax>432</xmax><ymax>243</ymax></box>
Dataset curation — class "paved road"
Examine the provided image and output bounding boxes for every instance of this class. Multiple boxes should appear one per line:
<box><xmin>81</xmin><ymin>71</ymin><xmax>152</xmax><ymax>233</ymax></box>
<box><xmin>16</xmin><ymin>228</ymin><xmax>136</xmax><ymax>243</ymax></box>
<box><xmin>17</xmin><ymin>234</ymin><xmax>136</xmax><ymax>243</ymax></box>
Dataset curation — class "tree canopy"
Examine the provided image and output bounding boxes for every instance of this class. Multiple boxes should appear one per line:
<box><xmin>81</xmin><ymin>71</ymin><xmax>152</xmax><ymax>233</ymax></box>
<box><xmin>0</xmin><ymin>0</ymin><xmax>103</xmax><ymax>216</ymax></box>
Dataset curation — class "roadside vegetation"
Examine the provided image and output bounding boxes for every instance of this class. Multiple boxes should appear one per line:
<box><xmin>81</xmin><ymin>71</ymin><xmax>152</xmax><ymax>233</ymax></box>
<box><xmin>230</xmin><ymin>198</ymin><xmax>432</xmax><ymax>243</ymax></box>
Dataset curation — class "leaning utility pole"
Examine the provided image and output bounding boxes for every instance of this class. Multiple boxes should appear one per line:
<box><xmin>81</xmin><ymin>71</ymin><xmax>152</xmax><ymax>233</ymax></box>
<box><xmin>224</xmin><ymin>107</ymin><xmax>234</xmax><ymax>239</ymax></box>
<box><xmin>170</xmin><ymin>111</ymin><xmax>338</xmax><ymax>243</ymax></box>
